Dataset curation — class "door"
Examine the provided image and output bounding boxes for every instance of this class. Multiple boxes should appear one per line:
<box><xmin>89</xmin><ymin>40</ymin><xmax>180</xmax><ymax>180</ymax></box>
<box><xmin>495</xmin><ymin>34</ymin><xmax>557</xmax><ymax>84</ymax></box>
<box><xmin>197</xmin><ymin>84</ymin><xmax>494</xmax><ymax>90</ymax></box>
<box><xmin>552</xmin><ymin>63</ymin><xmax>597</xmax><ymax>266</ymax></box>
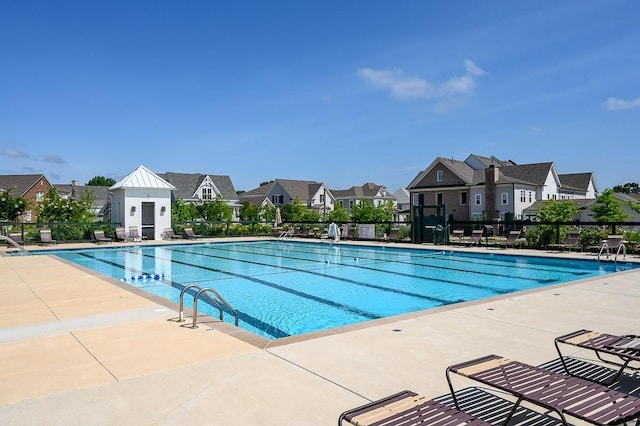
<box><xmin>141</xmin><ymin>202</ymin><xmax>155</xmax><ymax>240</ymax></box>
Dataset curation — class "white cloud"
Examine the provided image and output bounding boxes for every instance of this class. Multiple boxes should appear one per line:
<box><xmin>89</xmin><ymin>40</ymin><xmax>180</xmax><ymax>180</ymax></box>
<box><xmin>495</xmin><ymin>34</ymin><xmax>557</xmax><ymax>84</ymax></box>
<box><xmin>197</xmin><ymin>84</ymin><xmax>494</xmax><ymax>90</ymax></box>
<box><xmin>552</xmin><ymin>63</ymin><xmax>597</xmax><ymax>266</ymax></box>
<box><xmin>357</xmin><ymin>60</ymin><xmax>486</xmax><ymax>102</ymax></box>
<box><xmin>464</xmin><ymin>60</ymin><xmax>487</xmax><ymax>76</ymax></box>
<box><xmin>605</xmin><ymin>96</ymin><xmax>640</xmax><ymax>110</ymax></box>
<box><xmin>43</xmin><ymin>154</ymin><xmax>66</xmax><ymax>164</ymax></box>
<box><xmin>2</xmin><ymin>149</ymin><xmax>29</xmax><ymax>158</ymax></box>
<box><xmin>356</xmin><ymin>68</ymin><xmax>434</xmax><ymax>100</ymax></box>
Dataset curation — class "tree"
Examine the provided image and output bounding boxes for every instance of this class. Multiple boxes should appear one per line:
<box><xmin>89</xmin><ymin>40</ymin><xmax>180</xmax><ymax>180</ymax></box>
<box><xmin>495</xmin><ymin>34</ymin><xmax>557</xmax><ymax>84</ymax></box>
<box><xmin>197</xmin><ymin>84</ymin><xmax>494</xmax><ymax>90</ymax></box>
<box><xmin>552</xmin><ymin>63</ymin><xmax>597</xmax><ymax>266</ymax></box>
<box><xmin>0</xmin><ymin>189</ymin><xmax>28</xmax><ymax>221</ymax></box>
<box><xmin>86</xmin><ymin>176</ymin><xmax>116</xmax><ymax>186</ymax></box>
<box><xmin>327</xmin><ymin>204</ymin><xmax>350</xmax><ymax>223</ymax></box>
<box><xmin>197</xmin><ymin>198</ymin><xmax>232</xmax><ymax>222</ymax></box>
<box><xmin>36</xmin><ymin>188</ymin><xmax>95</xmax><ymax>223</ymax></box>
<box><xmin>171</xmin><ymin>199</ymin><xmax>198</xmax><ymax>222</ymax></box>
<box><xmin>281</xmin><ymin>197</ymin><xmax>309</xmax><ymax>222</ymax></box>
<box><xmin>536</xmin><ymin>199</ymin><xmax>579</xmax><ymax>223</ymax></box>
<box><xmin>239</xmin><ymin>201</ymin><xmax>260</xmax><ymax>221</ymax></box>
<box><xmin>533</xmin><ymin>199</ymin><xmax>580</xmax><ymax>246</ymax></box>
<box><xmin>350</xmin><ymin>199</ymin><xmax>376</xmax><ymax>222</ymax></box>
<box><xmin>613</xmin><ymin>182</ymin><xmax>639</xmax><ymax>194</ymax></box>
<box><xmin>590</xmin><ymin>189</ymin><xmax>629</xmax><ymax>222</ymax></box>
<box><xmin>373</xmin><ymin>200</ymin><xmax>395</xmax><ymax>222</ymax></box>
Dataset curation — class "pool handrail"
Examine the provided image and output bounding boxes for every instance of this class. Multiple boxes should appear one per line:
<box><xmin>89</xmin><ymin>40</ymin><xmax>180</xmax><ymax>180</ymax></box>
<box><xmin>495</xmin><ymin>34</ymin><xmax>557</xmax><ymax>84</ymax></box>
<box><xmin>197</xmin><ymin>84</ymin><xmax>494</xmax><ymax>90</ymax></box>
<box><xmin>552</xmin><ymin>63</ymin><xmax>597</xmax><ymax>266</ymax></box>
<box><xmin>178</xmin><ymin>284</ymin><xmax>238</xmax><ymax>329</ymax></box>
<box><xmin>191</xmin><ymin>287</ymin><xmax>239</xmax><ymax>329</ymax></box>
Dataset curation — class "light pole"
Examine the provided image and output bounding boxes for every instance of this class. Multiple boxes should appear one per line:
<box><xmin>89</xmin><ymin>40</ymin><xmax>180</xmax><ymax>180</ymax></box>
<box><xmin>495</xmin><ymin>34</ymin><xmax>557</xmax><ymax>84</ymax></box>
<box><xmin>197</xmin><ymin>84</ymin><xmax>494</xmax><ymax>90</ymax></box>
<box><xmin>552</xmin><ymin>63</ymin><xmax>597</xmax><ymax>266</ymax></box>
<box><xmin>323</xmin><ymin>188</ymin><xmax>326</xmax><ymax>222</ymax></box>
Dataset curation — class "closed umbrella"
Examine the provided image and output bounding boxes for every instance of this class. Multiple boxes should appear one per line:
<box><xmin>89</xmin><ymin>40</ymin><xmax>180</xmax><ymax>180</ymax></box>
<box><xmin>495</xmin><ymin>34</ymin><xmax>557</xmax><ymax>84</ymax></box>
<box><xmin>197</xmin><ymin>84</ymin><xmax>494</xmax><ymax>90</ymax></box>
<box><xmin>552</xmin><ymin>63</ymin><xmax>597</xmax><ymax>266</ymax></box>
<box><xmin>275</xmin><ymin>207</ymin><xmax>282</xmax><ymax>227</ymax></box>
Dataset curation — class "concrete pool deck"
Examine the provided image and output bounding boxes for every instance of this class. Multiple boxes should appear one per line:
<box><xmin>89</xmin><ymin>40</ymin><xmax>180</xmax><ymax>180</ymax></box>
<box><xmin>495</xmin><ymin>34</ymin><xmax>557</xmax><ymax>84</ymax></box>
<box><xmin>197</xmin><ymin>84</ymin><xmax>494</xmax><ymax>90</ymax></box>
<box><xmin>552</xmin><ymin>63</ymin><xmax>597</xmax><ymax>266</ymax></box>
<box><xmin>1</xmin><ymin>237</ymin><xmax>639</xmax><ymax>425</ymax></box>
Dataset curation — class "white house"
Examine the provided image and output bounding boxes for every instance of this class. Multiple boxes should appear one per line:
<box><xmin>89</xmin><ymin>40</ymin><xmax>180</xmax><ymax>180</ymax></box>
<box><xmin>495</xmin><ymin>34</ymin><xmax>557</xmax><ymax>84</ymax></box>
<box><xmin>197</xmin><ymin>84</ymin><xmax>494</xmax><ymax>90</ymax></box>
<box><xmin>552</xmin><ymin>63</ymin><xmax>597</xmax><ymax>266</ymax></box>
<box><xmin>109</xmin><ymin>165</ymin><xmax>176</xmax><ymax>240</ymax></box>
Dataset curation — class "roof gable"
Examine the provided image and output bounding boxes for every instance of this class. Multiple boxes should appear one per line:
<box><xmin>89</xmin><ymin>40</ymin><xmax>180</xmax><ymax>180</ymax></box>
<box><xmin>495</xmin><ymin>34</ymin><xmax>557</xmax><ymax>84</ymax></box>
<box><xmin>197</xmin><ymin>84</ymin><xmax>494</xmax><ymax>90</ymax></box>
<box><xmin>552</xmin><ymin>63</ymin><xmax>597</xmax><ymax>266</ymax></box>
<box><xmin>110</xmin><ymin>165</ymin><xmax>175</xmax><ymax>190</ymax></box>
<box><xmin>159</xmin><ymin>172</ymin><xmax>238</xmax><ymax>200</ymax></box>
<box><xmin>0</xmin><ymin>174</ymin><xmax>51</xmax><ymax>197</ymax></box>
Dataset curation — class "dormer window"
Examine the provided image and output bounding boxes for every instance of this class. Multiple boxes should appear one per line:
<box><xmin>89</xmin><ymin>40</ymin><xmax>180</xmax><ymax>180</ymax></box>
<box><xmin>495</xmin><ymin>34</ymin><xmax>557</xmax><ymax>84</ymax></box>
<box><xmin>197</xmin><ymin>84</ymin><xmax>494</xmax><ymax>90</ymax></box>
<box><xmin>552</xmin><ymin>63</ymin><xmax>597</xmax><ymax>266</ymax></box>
<box><xmin>436</xmin><ymin>170</ymin><xmax>444</xmax><ymax>182</ymax></box>
<box><xmin>202</xmin><ymin>187</ymin><xmax>213</xmax><ymax>199</ymax></box>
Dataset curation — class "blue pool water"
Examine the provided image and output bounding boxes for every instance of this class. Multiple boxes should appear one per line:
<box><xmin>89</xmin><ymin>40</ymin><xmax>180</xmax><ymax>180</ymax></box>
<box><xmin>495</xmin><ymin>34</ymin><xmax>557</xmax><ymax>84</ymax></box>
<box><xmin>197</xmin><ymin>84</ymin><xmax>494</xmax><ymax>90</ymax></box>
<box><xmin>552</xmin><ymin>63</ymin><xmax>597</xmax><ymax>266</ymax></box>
<box><xmin>33</xmin><ymin>241</ymin><xmax>637</xmax><ymax>339</ymax></box>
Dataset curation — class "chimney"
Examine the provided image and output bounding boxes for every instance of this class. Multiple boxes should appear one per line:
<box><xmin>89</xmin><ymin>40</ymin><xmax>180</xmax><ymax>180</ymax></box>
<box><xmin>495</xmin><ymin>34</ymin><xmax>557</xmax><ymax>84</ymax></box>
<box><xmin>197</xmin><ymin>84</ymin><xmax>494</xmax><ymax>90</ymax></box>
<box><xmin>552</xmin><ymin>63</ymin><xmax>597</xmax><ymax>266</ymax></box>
<box><xmin>72</xmin><ymin>180</ymin><xmax>79</xmax><ymax>186</ymax></box>
<box><xmin>484</xmin><ymin>165</ymin><xmax>499</xmax><ymax>220</ymax></box>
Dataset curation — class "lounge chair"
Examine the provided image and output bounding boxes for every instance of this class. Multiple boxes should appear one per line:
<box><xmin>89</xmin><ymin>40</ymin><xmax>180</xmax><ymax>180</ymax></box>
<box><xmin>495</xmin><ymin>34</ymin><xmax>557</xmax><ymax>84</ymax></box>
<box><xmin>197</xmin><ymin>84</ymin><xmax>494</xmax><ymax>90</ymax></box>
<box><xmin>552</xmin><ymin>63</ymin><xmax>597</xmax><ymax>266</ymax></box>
<box><xmin>5</xmin><ymin>233</ymin><xmax>24</xmax><ymax>247</ymax></box>
<box><xmin>183</xmin><ymin>227</ymin><xmax>202</xmax><ymax>239</ymax></box>
<box><xmin>466</xmin><ymin>229</ymin><xmax>483</xmax><ymax>246</ymax></box>
<box><xmin>128</xmin><ymin>226</ymin><xmax>145</xmax><ymax>242</ymax></box>
<box><xmin>446</xmin><ymin>354</ymin><xmax>640</xmax><ymax>426</ymax></box>
<box><xmin>338</xmin><ymin>389</ymin><xmax>491</xmax><ymax>426</ymax></box>
<box><xmin>546</xmin><ymin>232</ymin><xmax>580</xmax><ymax>252</ymax></box>
<box><xmin>162</xmin><ymin>228</ymin><xmax>182</xmax><ymax>240</ymax></box>
<box><xmin>93</xmin><ymin>230</ymin><xmax>112</xmax><ymax>244</ymax></box>
<box><xmin>554</xmin><ymin>329</ymin><xmax>640</xmax><ymax>384</ymax></box>
<box><xmin>39</xmin><ymin>229</ymin><xmax>56</xmax><ymax>245</ymax></box>
<box><xmin>379</xmin><ymin>228</ymin><xmax>398</xmax><ymax>243</ymax></box>
<box><xmin>497</xmin><ymin>230</ymin><xmax>522</xmax><ymax>248</ymax></box>
<box><xmin>450</xmin><ymin>229</ymin><xmax>465</xmax><ymax>245</ymax></box>
<box><xmin>589</xmin><ymin>235</ymin><xmax>626</xmax><ymax>261</ymax></box>
<box><xmin>114</xmin><ymin>227</ymin><xmax>128</xmax><ymax>242</ymax></box>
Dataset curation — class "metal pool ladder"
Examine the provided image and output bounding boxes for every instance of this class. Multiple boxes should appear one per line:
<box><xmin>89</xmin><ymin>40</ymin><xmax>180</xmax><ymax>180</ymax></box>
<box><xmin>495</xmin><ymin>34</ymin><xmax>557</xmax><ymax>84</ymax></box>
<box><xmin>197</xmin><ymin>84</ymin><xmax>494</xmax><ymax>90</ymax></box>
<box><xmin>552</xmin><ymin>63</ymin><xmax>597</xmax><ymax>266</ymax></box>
<box><xmin>178</xmin><ymin>284</ymin><xmax>238</xmax><ymax>329</ymax></box>
<box><xmin>0</xmin><ymin>235</ymin><xmax>31</xmax><ymax>256</ymax></box>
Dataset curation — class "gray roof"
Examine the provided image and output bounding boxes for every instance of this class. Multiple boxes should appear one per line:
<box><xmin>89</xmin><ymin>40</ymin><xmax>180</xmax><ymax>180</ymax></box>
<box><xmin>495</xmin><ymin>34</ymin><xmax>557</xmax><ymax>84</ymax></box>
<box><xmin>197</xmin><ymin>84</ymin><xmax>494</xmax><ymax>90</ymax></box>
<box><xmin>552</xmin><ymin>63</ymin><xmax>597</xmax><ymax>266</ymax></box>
<box><xmin>331</xmin><ymin>182</ymin><xmax>395</xmax><ymax>200</ymax></box>
<box><xmin>558</xmin><ymin>172</ymin><xmax>593</xmax><ymax>192</ymax></box>
<box><xmin>159</xmin><ymin>172</ymin><xmax>238</xmax><ymax>201</ymax></box>
<box><xmin>276</xmin><ymin>179</ymin><xmax>322</xmax><ymax>200</ymax></box>
<box><xmin>494</xmin><ymin>162</ymin><xmax>554</xmax><ymax>186</ymax></box>
<box><xmin>54</xmin><ymin>184</ymin><xmax>109</xmax><ymax>206</ymax></box>
<box><xmin>0</xmin><ymin>174</ymin><xmax>49</xmax><ymax>196</ymax></box>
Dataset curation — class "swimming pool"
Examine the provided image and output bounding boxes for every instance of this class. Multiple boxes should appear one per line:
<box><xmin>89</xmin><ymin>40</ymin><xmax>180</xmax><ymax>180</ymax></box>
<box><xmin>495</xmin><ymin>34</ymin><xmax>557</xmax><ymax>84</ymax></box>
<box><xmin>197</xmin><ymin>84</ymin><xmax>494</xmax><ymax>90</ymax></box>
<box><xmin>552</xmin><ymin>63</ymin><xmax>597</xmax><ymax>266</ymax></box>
<box><xmin>34</xmin><ymin>240</ymin><xmax>637</xmax><ymax>340</ymax></box>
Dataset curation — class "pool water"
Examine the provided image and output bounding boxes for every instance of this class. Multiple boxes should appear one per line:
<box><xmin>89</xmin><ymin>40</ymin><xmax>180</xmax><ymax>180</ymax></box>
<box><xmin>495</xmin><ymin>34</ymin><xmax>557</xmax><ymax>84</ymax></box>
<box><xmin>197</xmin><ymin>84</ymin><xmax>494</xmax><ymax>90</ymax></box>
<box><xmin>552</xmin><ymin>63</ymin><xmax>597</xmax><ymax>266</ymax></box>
<box><xmin>35</xmin><ymin>240</ymin><xmax>637</xmax><ymax>339</ymax></box>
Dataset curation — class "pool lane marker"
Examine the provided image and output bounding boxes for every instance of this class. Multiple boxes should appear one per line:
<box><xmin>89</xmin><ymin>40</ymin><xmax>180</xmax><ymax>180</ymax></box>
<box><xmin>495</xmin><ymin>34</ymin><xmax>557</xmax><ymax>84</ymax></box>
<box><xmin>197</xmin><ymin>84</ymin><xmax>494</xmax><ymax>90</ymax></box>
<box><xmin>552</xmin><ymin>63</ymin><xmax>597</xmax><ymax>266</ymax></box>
<box><xmin>200</xmin><ymin>244</ymin><xmax>521</xmax><ymax>294</ymax></box>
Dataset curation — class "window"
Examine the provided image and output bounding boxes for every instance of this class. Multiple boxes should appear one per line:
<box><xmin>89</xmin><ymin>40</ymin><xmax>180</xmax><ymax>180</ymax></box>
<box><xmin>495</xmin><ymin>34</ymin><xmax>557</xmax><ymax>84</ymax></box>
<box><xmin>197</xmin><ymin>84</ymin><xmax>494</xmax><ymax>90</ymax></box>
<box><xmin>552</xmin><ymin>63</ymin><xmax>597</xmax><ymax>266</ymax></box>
<box><xmin>520</xmin><ymin>190</ymin><xmax>526</xmax><ymax>202</ymax></box>
<box><xmin>412</xmin><ymin>194</ymin><xmax>420</xmax><ymax>205</ymax></box>
<box><xmin>528</xmin><ymin>191</ymin><xmax>532</xmax><ymax>202</ymax></box>
<box><xmin>271</xmin><ymin>194</ymin><xmax>284</xmax><ymax>204</ymax></box>
<box><xmin>475</xmin><ymin>194</ymin><xmax>481</xmax><ymax>206</ymax></box>
<box><xmin>460</xmin><ymin>191</ymin><xmax>468</xmax><ymax>205</ymax></box>
<box><xmin>319</xmin><ymin>194</ymin><xmax>325</xmax><ymax>203</ymax></box>
<box><xmin>338</xmin><ymin>200</ymin><xmax>344</xmax><ymax>208</ymax></box>
<box><xmin>349</xmin><ymin>200</ymin><xmax>354</xmax><ymax>208</ymax></box>
<box><xmin>202</xmin><ymin>187</ymin><xmax>212</xmax><ymax>200</ymax></box>
<box><xmin>24</xmin><ymin>210</ymin><xmax>32</xmax><ymax>221</ymax></box>
<box><xmin>436</xmin><ymin>170</ymin><xmax>443</xmax><ymax>182</ymax></box>
<box><xmin>471</xmin><ymin>212</ymin><xmax>483</xmax><ymax>221</ymax></box>
<box><xmin>436</xmin><ymin>192</ymin><xmax>443</xmax><ymax>205</ymax></box>
<box><xmin>501</xmin><ymin>193</ymin><xmax>508</xmax><ymax>205</ymax></box>
<box><xmin>36</xmin><ymin>191</ymin><xmax>44</xmax><ymax>202</ymax></box>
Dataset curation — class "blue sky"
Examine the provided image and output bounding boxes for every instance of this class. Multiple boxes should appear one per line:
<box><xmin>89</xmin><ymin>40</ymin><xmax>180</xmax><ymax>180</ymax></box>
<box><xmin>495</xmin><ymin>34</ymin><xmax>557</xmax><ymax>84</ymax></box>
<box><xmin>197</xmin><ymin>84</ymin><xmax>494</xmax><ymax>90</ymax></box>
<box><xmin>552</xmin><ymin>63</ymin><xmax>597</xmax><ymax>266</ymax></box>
<box><xmin>1</xmin><ymin>0</ymin><xmax>639</xmax><ymax>193</ymax></box>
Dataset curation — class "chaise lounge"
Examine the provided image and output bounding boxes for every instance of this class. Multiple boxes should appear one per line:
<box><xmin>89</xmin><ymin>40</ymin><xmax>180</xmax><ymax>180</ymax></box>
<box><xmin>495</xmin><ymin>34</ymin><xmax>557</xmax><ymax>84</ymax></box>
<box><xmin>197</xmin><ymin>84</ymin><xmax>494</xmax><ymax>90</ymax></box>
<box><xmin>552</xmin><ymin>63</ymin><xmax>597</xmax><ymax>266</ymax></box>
<box><xmin>338</xmin><ymin>389</ymin><xmax>490</xmax><ymax>426</ymax></box>
<box><xmin>162</xmin><ymin>228</ymin><xmax>182</xmax><ymax>240</ymax></box>
<box><xmin>446</xmin><ymin>354</ymin><xmax>640</xmax><ymax>425</ymax></box>
<box><xmin>39</xmin><ymin>229</ymin><xmax>56</xmax><ymax>245</ymax></box>
<box><xmin>183</xmin><ymin>227</ymin><xmax>202</xmax><ymax>239</ymax></box>
<box><xmin>93</xmin><ymin>229</ymin><xmax>112</xmax><ymax>244</ymax></box>
<box><xmin>466</xmin><ymin>229</ymin><xmax>484</xmax><ymax>246</ymax></box>
<box><xmin>546</xmin><ymin>232</ymin><xmax>581</xmax><ymax>252</ymax></box>
<box><xmin>554</xmin><ymin>329</ymin><xmax>640</xmax><ymax>384</ymax></box>
<box><xmin>588</xmin><ymin>234</ymin><xmax>626</xmax><ymax>261</ymax></box>
<box><xmin>497</xmin><ymin>230</ymin><xmax>522</xmax><ymax>249</ymax></box>
<box><xmin>114</xmin><ymin>227</ymin><xmax>128</xmax><ymax>242</ymax></box>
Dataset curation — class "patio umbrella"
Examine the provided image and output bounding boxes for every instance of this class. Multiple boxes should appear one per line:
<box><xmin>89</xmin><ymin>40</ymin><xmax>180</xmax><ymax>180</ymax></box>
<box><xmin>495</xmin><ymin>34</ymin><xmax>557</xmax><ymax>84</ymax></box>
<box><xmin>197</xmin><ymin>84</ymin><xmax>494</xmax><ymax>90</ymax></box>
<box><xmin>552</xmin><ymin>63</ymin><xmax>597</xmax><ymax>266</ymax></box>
<box><xmin>275</xmin><ymin>207</ymin><xmax>282</xmax><ymax>227</ymax></box>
